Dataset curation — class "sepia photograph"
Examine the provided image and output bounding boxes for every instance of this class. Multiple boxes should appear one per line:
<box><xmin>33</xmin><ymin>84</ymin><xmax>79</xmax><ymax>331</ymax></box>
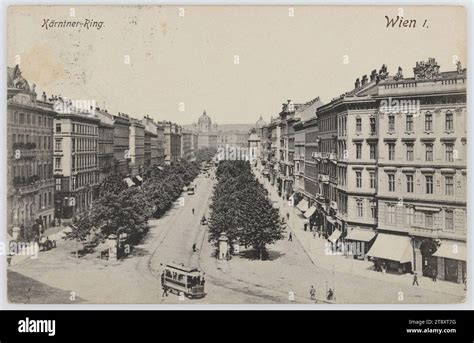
<box><xmin>5</xmin><ymin>5</ymin><xmax>467</xmax><ymax>305</ymax></box>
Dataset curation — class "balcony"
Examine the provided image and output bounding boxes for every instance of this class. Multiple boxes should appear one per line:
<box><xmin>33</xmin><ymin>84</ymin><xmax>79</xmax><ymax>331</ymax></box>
<box><xmin>13</xmin><ymin>175</ymin><xmax>40</xmax><ymax>187</ymax></box>
<box><xmin>312</xmin><ymin>152</ymin><xmax>322</xmax><ymax>159</ymax></box>
<box><xmin>409</xmin><ymin>226</ymin><xmax>466</xmax><ymax>241</ymax></box>
<box><xmin>319</xmin><ymin>174</ymin><xmax>329</xmax><ymax>183</ymax></box>
<box><xmin>12</xmin><ymin>142</ymin><xmax>37</xmax><ymax>150</ymax></box>
<box><xmin>11</xmin><ymin>175</ymin><xmax>52</xmax><ymax>194</ymax></box>
<box><xmin>12</xmin><ymin>142</ymin><xmax>38</xmax><ymax>159</ymax></box>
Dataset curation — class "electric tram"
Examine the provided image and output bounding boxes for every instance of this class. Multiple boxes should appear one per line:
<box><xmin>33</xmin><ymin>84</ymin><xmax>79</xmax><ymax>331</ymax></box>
<box><xmin>160</xmin><ymin>263</ymin><xmax>206</xmax><ymax>298</ymax></box>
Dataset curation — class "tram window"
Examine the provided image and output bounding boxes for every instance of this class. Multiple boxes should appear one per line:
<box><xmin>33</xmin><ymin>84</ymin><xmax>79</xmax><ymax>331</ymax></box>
<box><xmin>178</xmin><ymin>274</ymin><xmax>185</xmax><ymax>282</ymax></box>
<box><xmin>165</xmin><ymin>270</ymin><xmax>172</xmax><ymax>278</ymax></box>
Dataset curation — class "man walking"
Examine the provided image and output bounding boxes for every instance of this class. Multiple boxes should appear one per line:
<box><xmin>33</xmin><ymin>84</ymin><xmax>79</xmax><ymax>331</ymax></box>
<box><xmin>310</xmin><ymin>285</ymin><xmax>316</xmax><ymax>302</ymax></box>
<box><xmin>412</xmin><ymin>272</ymin><xmax>419</xmax><ymax>286</ymax></box>
<box><xmin>192</xmin><ymin>208</ymin><xmax>195</xmax><ymax>215</ymax></box>
<box><xmin>288</xmin><ymin>232</ymin><xmax>293</xmax><ymax>242</ymax></box>
<box><xmin>432</xmin><ymin>269</ymin><xmax>437</xmax><ymax>282</ymax></box>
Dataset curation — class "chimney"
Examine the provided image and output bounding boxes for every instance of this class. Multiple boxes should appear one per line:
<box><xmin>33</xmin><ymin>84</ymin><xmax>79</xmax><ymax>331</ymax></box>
<box><xmin>42</xmin><ymin>91</ymin><xmax>47</xmax><ymax>102</ymax></box>
<box><xmin>355</xmin><ymin>78</ymin><xmax>360</xmax><ymax>89</ymax></box>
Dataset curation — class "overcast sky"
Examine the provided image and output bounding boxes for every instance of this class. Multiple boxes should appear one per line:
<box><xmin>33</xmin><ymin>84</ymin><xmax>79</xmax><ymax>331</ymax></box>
<box><xmin>8</xmin><ymin>5</ymin><xmax>466</xmax><ymax>125</ymax></box>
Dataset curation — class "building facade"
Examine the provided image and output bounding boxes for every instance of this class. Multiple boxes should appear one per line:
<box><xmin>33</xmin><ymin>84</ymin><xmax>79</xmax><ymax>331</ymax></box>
<box><xmin>196</xmin><ymin>110</ymin><xmax>218</xmax><ymax>149</ymax></box>
<box><xmin>373</xmin><ymin>59</ymin><xmax>467</xmax><ymax>282</ymax></box>
<box><xmin>113</xmin><ymin>113</ymin><xmax>131</xmax><ymax>175</ymax></box>
<box><xmin>96</xmin><ymin>109</ymin><xmax>115</xmax><ymax>182</ymax></box>
<box><xmin>161</xmin><ymin>121</ymin><xmax>182</xmax><ymax>163</ymax></box>
<box><xmin>53</xmin><ymin>101</ymin><xmax>100</xmax><ymax>221</ymax></box>
<box><xmin>181</xmin><ymin>129</ymin><xmax>194</xmax><ymax>160</ymax></box>
<box><xmin>129</xmin><ymin>118</ymin><xmax>145</xmax><ymax>176</ymax></box>
<box><xmin>7</xmin><ymin>65</ymin><xmax>55</xmax><ymax>232</ymax></box>
<box><xmin>142</xmin><ymin>116</ymin><xmax>160</xmax><ymax>167</ymax></box>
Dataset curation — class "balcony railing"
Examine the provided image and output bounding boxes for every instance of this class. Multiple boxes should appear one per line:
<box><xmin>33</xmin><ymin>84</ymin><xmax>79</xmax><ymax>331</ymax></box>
<box><xmin>12</xmin><ymin>142</ymin><xmax>37</xmax><ymax>150</ymax></box>
<box><xmin>319</xmin><ymin>174</ymin><xmax>329</xmax><ymax>183</ymax></box>
<box><xmin>13</xmin><ymin>175</ymin><xmax>40</xmax><ymax>187</ymax></box>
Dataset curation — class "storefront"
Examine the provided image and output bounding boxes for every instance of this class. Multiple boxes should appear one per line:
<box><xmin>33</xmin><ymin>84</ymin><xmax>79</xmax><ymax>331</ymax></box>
<box><xmin>433</xmin><ymin>240</ymin><xmax>467</xmax><ymax>284</ymax></box>
<box><xmin>367</xmin><ymin>233</ymin><xmax>413</xmax><ymax>273</ymax></box>
<box><xmin>345</xmin><ymin>228</ymin><xmax>376</xmax><ymax>260</ymax></box>
<box><xmin>419</xmin><ymin>240</ymin><xmax>438</xmax><ymax>278</ymax></box>
<box><xmin>325</xmin><ymin>215</ymin><xmax>336</xmax><ymax>238</ymax></box>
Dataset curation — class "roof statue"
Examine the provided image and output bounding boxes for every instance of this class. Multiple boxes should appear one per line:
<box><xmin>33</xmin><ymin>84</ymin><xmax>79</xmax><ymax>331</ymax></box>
<box><xmin>7</xmin><ymin>65</ymin><xmax>31</xmax><ymax>91</ymax></box>
<box><xmin>456</xmin><ymin>60</ymin><xmax>463</xmax><ymax>74</ymax></box>
<box><xmin>378</xmin><ymin>64</ymin><xmax>389</xmax><ymax>80</ymax></box>
<box><xmin>413</xmin><ymin>58</ymin><xmax>440</xmax><ymax>80</ymax></box>
<box><xmin>393</xmin><ymin>66</ymin><xmax>403</xmax><ymax>81</ymax></box>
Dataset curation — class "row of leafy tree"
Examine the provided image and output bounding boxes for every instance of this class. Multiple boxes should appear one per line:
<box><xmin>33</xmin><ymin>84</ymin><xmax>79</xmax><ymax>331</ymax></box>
<box><xmin>208</xmin><ymin>160</ymin><xmax>284</xmax><ymax>260</ymax></box>
<box><xmin>65</xmin><ymin>149</ymin><xmax>216</xmax><ymax>254</ymax></box>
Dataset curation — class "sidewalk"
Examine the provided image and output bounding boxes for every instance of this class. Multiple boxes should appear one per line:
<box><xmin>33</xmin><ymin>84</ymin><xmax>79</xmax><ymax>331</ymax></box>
<box><xmin>255</xmin><ymin>169</ymin><xmax>466</xmax><ymax>299</ymax></box>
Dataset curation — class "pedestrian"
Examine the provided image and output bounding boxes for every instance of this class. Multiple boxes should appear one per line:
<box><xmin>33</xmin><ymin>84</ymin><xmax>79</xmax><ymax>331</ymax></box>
<box><xmin>192</xmin><ymin>243</ymin><xmax>196</xmax><ymax>252</ymax></box>
<box><xmin>432</xmin><ymin>269</ymin><xmax>437</xmax><ymax>282</ymax></box>
<box><xmin>288</xmin><ymin>232</ymin><xmax>293</xmax><ymax>242</ymax></box>
<box><xmin>160</xmin><ymin>273</ymin><xmax>168</xmax><ymax>297</ymax></box>
<box><xmin>192</xmin><ymin>208</ymin><xmax>195</xmax><ymax>215</ymax></box>
<box><xmin>310</xmin><ymin>285</ymin><xmax>316</xmax><ymax>301</ymax></box>
<box><xmin>287</xmin><ymin>212</ymin><xmax>290</xmax><ymax>220</ymax></box>
<box><xmin>412</xmin><ymin>272</ymin><xmax>419</xmax><ymax>286</ymax></box>
<box><xmin>327</xmin><ymin>288</ymin><xmax>334</xmax><ymax>301</ymax></box>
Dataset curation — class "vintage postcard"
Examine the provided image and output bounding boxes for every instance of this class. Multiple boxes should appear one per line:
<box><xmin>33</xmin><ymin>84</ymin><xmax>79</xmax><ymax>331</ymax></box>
<box><xmin>5</xmin><ymin>5</ymin><xmax>467</xmax><ymax>304</ymax></box>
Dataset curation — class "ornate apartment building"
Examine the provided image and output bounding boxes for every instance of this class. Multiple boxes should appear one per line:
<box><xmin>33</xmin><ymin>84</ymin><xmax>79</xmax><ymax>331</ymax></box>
<box><xmin>142</xmin><ymin>116</ymin><xmax>159</xmax><ymax>167</ymax></box>
<box><xmin>374</xmin><ymin>59</ymin><xmax>467</xmax><ymax>282</ymax></box>
<box><xmin>113</xmin><ymin>113</ymin><xmax>131</xmax><ymax>175</ymax></box>
<box><xmin>53</xmin><ymin>99</ymin><xmax>100</xmax><ymax>221</ymax></box>
<box><xmin>96</xmin><ymin>108</ymin><xmax>115</xmax><ymax>182</ymax></box>
<box><xmin>259</xmin><ymin>59</ymin><xmax>466</xmax><ymax>284</ymax></box>
<box><xmin>128</xmin><ymin>118</ymin><xmax>145</xmax><ymax>176</ymax></box>
<box><xmin>7</xmin><ymin>65</ymin><xmax>55</xmax><ymax>231</ymax></box>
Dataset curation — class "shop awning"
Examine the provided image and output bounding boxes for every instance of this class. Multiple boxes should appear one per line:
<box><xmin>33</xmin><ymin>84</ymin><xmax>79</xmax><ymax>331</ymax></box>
<box><xmin>345</xmin><ymin>228</ymin><xmax>376</xmax><ymax>242</ymax></box>
<box><xmin>433</xmin><ymin>241</ymin><xmax>466</xmax><ymax>261</ymax></box>
<box><xmin>304</xmin><ymin>206</ymin><xmax>317</xmax><ymax>219</ymax></box>
<box><xmin>296</xmin><ymin>199</ymin><xmax>309</xmax><ymax>212</ymax></box>
<box><xmin>328</xmin><ymin>230</ymin><xmax>342</xmax><ymax>243</ymax></box>
<box><xmin>123</xmin><ymin>177</ymin><xmax>135</xmax><ymax>188</ymax></box>
<box><xmin>367</xmin><ymin>233</ymin><xmax>413</xmax><ymax>264</ymax></box>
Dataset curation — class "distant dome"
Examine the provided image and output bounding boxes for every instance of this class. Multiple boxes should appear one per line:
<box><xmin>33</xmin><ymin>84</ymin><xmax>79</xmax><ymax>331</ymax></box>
<box><xmin>198</xmin><ymin>110</ymin><xmax>211</xmax><ymax>125</ymax></box>
<box><xmin>255</xmin><ymin>115</ymin><xmax>267</xmax><ymax>129</ymax></box>
<box><xmin>198</xmin><ymin>110</ymin><xmax>212</xmax><ymax>132</ymax></box>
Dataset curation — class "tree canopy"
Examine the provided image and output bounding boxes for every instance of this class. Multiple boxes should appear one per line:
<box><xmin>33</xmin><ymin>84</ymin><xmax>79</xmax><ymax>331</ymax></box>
<box><xmin>209</xmin><ymin>160</ymin><xmax>284</xmax><ymax>259</ymax></box>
